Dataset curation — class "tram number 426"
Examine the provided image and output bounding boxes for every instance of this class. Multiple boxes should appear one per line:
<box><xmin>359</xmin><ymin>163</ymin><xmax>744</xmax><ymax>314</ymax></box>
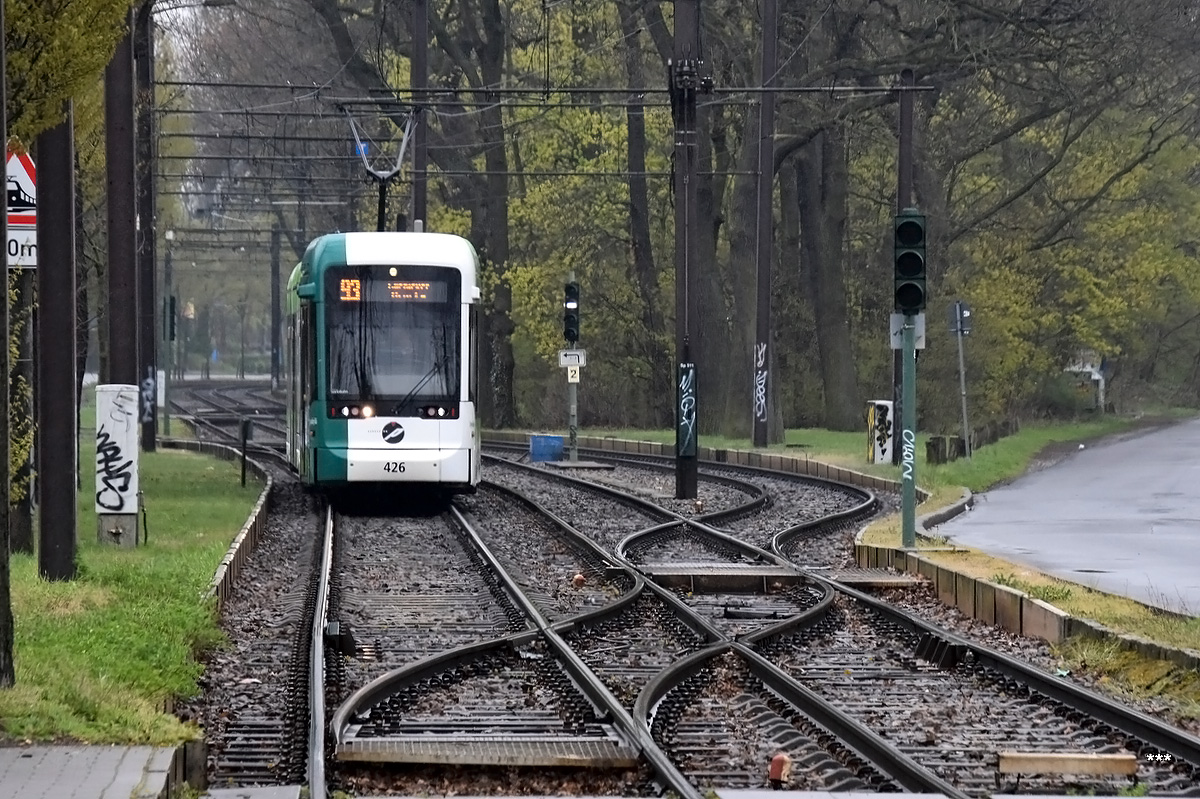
<box><xmin>383</xmin><ymin>462</ymin><xmax>406</xmax><ymax>473</ymax></box>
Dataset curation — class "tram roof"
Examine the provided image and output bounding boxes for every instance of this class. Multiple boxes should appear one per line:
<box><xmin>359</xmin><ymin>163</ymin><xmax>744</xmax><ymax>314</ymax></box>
<box><xmin>302</xmin><ymin>231</ymin><xmax>478</xmax><ymax>277</ymax></box>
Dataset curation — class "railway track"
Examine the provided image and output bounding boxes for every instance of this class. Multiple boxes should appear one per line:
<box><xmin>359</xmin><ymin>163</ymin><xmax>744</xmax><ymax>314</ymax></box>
<box><xmin>180</xmin><ymin>407</ymin><xmax>1200</xmax><ymax>796</ymax></box>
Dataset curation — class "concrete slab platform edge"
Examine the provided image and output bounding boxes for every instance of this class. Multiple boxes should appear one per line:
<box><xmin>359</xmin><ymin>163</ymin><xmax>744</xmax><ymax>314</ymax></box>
<box><xmin>845</xmin><ymin>479</ymin><xmax>1200</xmax><ymax>670</ymax></box>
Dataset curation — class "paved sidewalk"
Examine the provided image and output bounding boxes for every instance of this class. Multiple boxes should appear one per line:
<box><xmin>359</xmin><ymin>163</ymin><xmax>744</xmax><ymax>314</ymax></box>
<box><xmin>0</xmin><ymin>745</ymin><xmax>174</xmax><ymax>799</ymax></box>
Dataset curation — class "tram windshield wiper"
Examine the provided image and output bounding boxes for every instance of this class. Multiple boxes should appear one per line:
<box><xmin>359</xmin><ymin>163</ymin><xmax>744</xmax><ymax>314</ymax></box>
<box><xmin>394</xmin><ymin>359</ymin><xmax>445</xmax><ymax>413</ymax></box>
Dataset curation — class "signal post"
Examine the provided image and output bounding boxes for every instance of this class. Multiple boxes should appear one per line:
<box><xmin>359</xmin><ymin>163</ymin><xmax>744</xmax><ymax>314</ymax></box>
<box><xmin>893</xmin><ymin>208</ymin><xmax>927</xmax><ymax>549</ymax></box>
<box><xmin>562</xmin><ymin>278</ymin><xmax>581</xmax><ymax>463</ymax></box>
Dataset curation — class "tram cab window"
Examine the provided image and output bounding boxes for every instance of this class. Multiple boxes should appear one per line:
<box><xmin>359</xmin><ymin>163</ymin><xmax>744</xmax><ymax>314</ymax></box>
<box><xmin>324</xmin><ymin>265</ymin><xmax>461</xmax><ymax>403</ymax></box>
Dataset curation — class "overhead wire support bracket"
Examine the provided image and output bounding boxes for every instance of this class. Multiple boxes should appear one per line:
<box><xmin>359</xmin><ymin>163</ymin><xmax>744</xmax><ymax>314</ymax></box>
<box><xmin>341</xmin><ymin>106</ymin><xmax>415</xmax><ymax>231</ymax></box>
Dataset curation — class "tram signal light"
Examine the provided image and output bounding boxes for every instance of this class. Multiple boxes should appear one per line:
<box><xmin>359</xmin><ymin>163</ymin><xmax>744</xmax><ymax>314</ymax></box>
<box><xmin>563</xmin><ymin>281</ymin><xmax>580</xmax><ymax>343</ymax></box>
<box><xmin>894</xmin><ymin>209</ymin><xmax>927</xmax><ymax>314</ymax></box>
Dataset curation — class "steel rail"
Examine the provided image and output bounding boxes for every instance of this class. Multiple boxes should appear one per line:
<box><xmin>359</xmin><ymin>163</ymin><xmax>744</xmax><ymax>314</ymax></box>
<box><xmin>815</xmin><ymin>575</ymin><xmax>1200</xmax><ymax>766</ymax></box>
<box><xmin>479</xmin><ymin>452</ymin><xmax>774</xmax><ymax>563</ymax></box>
<box><xmin>446</xmin><ymin>495</ymin><xmax>706</xmax><ymax>799</ymax></box>
<box><xmin>519</xmin><ymin>465</ymin><xmax>971</xmax><ymax>795</ymax></box>
<box><xmin>307</xmin><ymin>506</ymin><xmax>334</xmax><ymax>798</ymax></box>
<box><xmin>732</xmin><ymin>642</ymin><xmax>972</xmax><ymax>797</ymax></box>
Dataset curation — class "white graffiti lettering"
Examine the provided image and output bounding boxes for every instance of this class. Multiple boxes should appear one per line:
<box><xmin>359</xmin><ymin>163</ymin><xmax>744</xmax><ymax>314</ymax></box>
<box><xmin>678</xmin><ymin>365</ymin><xmax>697</xmax><ymax>455</ymax></box>
<box><xmin>901</xmin><ymin>428</ymin><xmax>915</xmax><ymax>481</ymax></box>
<box><xmin>140</xmin><ymin>367</ymin><xmax>156</xmax><ymax>424</ymax></box>
<box><xmin>754</xmin><ymin>369</ymin><xmax>768</xmax><ymax>422</ymax></box>
<box><xmin>110</xmin><ymin>389</ymin><xmax>135</xmax><ymax>430</ymax></box>
<box><xmin>96</xmin><ymin>424</ymin><xmax>134</xmax><ymax>511</ymax></box>
<box><xmin>755</xmin><ymin>342</ymin><xmax>766</xmax><ymax>369</ymax></box>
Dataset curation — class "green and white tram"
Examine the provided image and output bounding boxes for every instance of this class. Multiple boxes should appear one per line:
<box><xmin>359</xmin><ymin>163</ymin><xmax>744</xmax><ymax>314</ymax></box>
<box><xmin>285</xmin><ymin>231</ymin><xmax>481</xmax><ymax>493</ymax></box>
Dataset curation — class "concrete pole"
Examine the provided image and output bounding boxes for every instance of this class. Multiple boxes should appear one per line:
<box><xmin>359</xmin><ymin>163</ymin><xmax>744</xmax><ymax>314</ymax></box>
<box><xmin>37</xmin><ymin>102</ymin><xmax>79</xmax><ymax>579</ymax></box>
<box><xmin>412</xmin><ymin>0</ymin><xmax>428</xmax><ymax>228</ymax></box>
<box><xmin>672</xmin><ymin>0</ymin><xmax>701</xmax><ymax>499</ymax></box>
<box><xmin>106</xmin><ymin>10</ymin><xmax>140</xmax><ymax>390</ymax></box>
<box><xmin>955</xmin><ymin>307</ymin><xmax>971</xmax><ymax>458</ymax></box>
<box><xmin>752</xmin><ymin>0</ymin><xmax>777</xmax><ymax>448</ymax></box>
<box><xmin>162</xmin><ymin>231</ymin><xmax>173</xmax><ymax>436</ymax></box>
<box><xmin>135</xmin><ymin>1</ymin><xmax>157</xmax><ymax>451</ymax></box>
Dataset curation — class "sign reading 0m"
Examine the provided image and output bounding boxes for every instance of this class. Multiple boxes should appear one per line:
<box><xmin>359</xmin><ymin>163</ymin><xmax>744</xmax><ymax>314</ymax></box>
<box><xmin>6</xmin><ymin>150</ymin><xmax>37</xmax><ymax>270</ymax></box>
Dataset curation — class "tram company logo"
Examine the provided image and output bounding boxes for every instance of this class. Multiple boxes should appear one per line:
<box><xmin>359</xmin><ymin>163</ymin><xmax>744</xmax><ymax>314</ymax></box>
<box><xmin>382</xmin><ymin>422</ymin><xmax>405</xmax><ymax>444</ymax></box>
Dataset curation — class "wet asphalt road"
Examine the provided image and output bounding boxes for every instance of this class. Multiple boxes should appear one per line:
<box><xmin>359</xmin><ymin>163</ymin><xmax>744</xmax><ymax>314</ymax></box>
<box><xmin>935</xmin><ymin>417</ymin><xmax>1200</xmax><ymax>614</ymax></box>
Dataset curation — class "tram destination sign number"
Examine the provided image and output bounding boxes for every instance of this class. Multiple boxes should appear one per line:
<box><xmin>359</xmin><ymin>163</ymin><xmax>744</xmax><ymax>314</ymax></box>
<box><xmin>6</xmin><ymin>150</ymin><xmax>37</xmax><ymax>269</ymax></box>
<box><xmin>558</xmin><ymin>349</ymin><xmax>587</xmax><ymax>368</ymax></box>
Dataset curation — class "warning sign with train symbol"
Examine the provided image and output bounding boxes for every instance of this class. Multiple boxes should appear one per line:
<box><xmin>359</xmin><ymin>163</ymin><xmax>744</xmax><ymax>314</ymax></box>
<box><xmin>6</xmin><ymin>149</ymin><xmax>37</xmax><ymax>269</ymax></box>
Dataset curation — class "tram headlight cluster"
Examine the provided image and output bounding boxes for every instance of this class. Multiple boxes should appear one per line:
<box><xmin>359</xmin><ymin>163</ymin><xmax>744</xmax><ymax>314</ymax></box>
<box><xmin>328</xmin><ymin>404</ymin><xmax>376</xmax><ymax>418</ymax></box>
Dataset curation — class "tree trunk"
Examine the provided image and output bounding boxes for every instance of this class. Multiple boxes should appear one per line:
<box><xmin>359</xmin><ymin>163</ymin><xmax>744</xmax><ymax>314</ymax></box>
<box><xmin>694</xmin><ymin>104</ymin><xmax>727</xmax><ymax>436</ymax></box>
<box><xmin>797</xmin><ymin>127</ymin><xmax>860</xmax><ymax>430</ymax></box>
<box><xmin>477</xmin><ymin>0</ymin><xmax>515</xmax><ymax>428</ymax></box>
<box><xmin>618</xmin><ymin>0</ymin><xmax>669</xmax><ymax>426</ymax></box>
<box><xmin>76</xmin><ymin>152</ymin><xmax>89</xmax><ymax>490</ymax></box>
<box><xmin>719</xmin><ymin>125</ymin><xmax>761</xmax><ymax>439</ymax></box>
<box><xmin>776</xmin><ymin>159</ymin><xmax>804</xmax><ymax>426</ymax></box>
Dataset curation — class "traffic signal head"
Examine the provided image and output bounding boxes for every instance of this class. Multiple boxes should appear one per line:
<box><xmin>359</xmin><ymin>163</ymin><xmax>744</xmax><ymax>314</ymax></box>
<box><xmin>563</xmin><ymin>281</ymin><xmax>580</xmax><ymax>343</ymax></box>
<box><xmin>894</xmin><ymin>208</ymin><xmax>927</xmax><ymax>314</ymax></box>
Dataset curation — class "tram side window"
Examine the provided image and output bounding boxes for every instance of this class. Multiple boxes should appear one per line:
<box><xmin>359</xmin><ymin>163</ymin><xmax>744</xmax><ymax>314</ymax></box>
<box><xmin>469</xmin><ymin>304</ymin><xmax>478</xmax><ymax>403</ymax></box>
<box><xmin>301</xmin><ymin>303</ymin><xmax>315</xmax><ymax>401</ymax></box>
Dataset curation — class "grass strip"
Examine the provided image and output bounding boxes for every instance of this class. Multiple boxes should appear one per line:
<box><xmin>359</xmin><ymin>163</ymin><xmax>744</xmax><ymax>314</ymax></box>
<box><xmin>0</xmin><ymin>424</ymin><xmax>262</xmax><ymax>744</ymax></box>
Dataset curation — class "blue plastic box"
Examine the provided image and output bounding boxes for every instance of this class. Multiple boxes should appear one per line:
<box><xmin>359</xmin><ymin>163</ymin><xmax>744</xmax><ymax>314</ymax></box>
<box><xmin>529</xmin><ymin>434</ymin><xmax>564</xmax><ymax>462</ymax></box>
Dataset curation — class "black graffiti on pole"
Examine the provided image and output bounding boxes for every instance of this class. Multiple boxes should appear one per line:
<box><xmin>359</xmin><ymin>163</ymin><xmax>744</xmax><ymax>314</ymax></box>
<box><xmin>140</xmin><ymin>367</ymin><xmax>156</xmax><ymax>424</ymax></box>
<box><xmin>96</xmin><ymin>424</ymin><xmax>134</xmax><ymax>511</ymax></box>
<box><xmin>874</xmin><ymin>403</ymin><xmax>893</xmax><ymax>459</ymax></box>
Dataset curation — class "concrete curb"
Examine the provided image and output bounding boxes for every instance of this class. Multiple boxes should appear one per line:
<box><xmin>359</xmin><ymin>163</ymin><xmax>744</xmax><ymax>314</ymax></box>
<box><xmin>484</xmin><ymin>430</ymin><xmax>925</xmax><ymax>500</ymax></box>
<box><xmin>486</xmin><ymin>433</ymin><xmax>1200</xmax><ymax>672</ymax></box>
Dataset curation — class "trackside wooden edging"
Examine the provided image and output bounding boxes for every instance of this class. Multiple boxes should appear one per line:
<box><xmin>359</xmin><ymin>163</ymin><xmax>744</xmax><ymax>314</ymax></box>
<box><xmin>484</xmin><ymin>430</ymin><xmax>928</xmax><ymax>501</ymax></box>
<box><xmin>158</xmin><ymin>437</ymin><xmax>273</xmax><ymax>794</ymax></box>
<box><xmin>485</xmin><ymin>432</ymin><xmax>1200</xmax><ymax>671</ymax></box>
<box><xmin>160</xmin><ymin>438</ymin><xmax>272</xmax><ymax>613</ymax></box>
<box><xmin>851</xmin><ymin>476</ymin><xmax>1200</xmax><ymax>671</ymax></box>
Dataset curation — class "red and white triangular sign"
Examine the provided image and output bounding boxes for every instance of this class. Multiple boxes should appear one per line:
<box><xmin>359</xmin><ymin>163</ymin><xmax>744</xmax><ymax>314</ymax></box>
<box><xmin>7</xmin><ymin>150</ymin><xmax>37</xmax><ymax>227</ymax></box>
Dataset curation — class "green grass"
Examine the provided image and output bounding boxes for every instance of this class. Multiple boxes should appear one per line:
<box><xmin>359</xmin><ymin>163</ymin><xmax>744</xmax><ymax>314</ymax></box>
<box><xmin>0</xmin><ymin>419</ymin><xmax>263</xmax><ymax>744</ymax></box>
<box><xmin>580</xmin><ymin>416</ymin><xmax>1155</xmax><ymax>492</ymax></box>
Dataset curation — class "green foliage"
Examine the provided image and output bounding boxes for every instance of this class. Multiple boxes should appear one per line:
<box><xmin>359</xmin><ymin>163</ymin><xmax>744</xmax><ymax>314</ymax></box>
<box><xmin>6</xmin><ymin>271</ymin><xmax>32</xmax><ymax>503</ymax></box>
<box><xmin>6</xmin><ymin>0</ymin><xmax>136</xmax><ymax>142</ymax></box>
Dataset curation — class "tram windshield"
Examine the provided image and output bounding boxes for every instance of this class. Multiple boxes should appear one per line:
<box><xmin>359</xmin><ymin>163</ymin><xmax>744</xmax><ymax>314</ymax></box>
<box><xmin>324</xmin><ymin>265</ymin><xmax>461</xmax><ymax>404</ymax></box>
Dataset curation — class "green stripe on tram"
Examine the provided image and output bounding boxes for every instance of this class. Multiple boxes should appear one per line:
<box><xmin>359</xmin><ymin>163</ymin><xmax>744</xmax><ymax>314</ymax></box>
<box><xmin>311</xmin><ymin>234</ymin><xmax>349</xmax><ymax>482</ymax></box>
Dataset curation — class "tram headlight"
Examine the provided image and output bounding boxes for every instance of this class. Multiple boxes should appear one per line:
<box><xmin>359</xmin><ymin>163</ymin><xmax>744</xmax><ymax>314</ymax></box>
<box><xmin>362</xmin><ymin>405</ymin><xmax>375</xmax><ymax>418</ymax></box>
